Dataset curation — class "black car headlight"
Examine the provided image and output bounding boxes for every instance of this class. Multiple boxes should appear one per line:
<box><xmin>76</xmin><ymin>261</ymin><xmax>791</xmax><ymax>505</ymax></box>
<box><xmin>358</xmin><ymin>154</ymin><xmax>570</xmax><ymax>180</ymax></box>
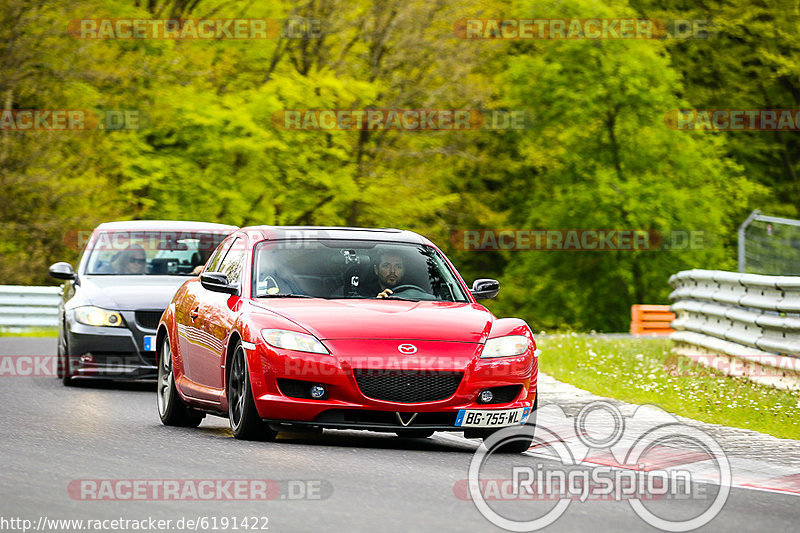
<box><xmin>74</xmin><ymin>306</ymin><xmax>124</xmax><ymax>327</ymax></box>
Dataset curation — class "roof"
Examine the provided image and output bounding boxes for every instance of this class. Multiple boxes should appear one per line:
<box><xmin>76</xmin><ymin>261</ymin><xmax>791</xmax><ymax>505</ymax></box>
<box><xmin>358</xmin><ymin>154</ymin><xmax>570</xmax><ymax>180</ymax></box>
<box><xmin>94</xmin><ymin>220</ymin><xmax>238</xmax><ymax>232</ymax></box>
<box><xmin>239</xmin><ymin>226</ymin><xmax>432</xmax><ymax>245</ymax></box>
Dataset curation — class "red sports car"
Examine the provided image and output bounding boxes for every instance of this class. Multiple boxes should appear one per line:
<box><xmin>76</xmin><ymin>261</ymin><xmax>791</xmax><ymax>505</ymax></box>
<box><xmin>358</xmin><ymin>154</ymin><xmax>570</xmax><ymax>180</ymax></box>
<box><xmin>156</xmin><ymin>227</ymin><xmax>538</xmax><ymax>452</ymax></box>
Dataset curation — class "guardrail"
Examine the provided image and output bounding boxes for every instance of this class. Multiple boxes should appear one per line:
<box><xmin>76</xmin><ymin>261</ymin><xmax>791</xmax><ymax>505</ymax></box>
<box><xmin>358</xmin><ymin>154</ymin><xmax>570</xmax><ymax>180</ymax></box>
<box><xmin>668</xmin><ymin>269</ymin><xmax>800</xmax><ymax>389</ymax></box>
<box><xmin>0</xmin><ymin>286</ymin><xmax>60</xmax><ymax>328</ymax></box>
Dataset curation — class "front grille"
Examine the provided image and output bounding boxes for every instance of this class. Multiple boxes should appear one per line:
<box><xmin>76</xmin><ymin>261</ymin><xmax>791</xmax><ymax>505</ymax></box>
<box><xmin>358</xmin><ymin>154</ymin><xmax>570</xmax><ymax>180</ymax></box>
<box><xmin>135</xmin><ymin>310</ymin><xmax>163</xmax><ymax>330</ymax></box>
<box><xmin>316</xmin><ymin>409</ymin><xmax>457</xmax><ymax>427</ymax></box>
<box><xmin>353</xmin><ymin>369</ymin><xmax>462</xmax><ymax>403</ymax></box>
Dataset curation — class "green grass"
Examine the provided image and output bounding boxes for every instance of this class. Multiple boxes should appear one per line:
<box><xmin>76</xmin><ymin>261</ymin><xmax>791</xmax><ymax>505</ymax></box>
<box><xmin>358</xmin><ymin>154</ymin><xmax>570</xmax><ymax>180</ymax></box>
<box><xmin>0</xmin><ymin>327</ymin><xmax>58</xmax><ymax>337</ymax></box>
<box><xmin>537</xmin><ymin>334</ymin><xmax>800</xmax><ymax>440</ymax></box>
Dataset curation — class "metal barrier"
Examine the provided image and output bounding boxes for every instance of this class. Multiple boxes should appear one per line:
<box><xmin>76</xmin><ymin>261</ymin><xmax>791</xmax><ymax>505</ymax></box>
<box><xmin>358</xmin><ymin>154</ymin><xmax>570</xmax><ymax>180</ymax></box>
<box><xmin>668</xmin><ymin>269</ymin><xmax>800</xmax><ymax>389</ymax></box>
<box><xmin>0</xmin><ymin>286</ymin><xmax>60</xmax><ymax>328</ymax></box>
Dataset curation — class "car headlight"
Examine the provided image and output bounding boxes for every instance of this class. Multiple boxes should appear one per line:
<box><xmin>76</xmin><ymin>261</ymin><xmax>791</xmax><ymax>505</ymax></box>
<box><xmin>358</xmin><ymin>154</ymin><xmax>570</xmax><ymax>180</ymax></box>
<box><xmin>74</xmin><ymin>306</ymin><xmax>124</xmax><ymax>327</ymax></box>
<box><xmin>481</xmin><ymin>335</ymin><xmax>530</xmax><ymax>358</ymax></box>
<box><xmin>261</xmin><ymin>329</ymin><xmax>329</xmax><ymax>354</ymax></box>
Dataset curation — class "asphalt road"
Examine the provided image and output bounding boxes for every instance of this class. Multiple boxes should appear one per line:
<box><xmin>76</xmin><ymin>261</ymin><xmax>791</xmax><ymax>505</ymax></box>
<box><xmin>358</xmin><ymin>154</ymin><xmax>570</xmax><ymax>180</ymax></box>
<box><xmin>1</xmin><ymin>338</ymin><xmax>798</xmax><ymax>532</ymax></box>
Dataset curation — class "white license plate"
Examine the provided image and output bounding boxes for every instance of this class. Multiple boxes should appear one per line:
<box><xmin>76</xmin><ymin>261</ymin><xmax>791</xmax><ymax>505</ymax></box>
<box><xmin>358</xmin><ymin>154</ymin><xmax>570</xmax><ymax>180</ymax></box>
<box><xmin>455</xmin><ymin>407</ymin><xmax>530</xmax><ymax>428</ymax></box>
<box><xmin>143</xmin><ymin>335</ymin><xmax>155</xmax><ymax>352</ymax></box>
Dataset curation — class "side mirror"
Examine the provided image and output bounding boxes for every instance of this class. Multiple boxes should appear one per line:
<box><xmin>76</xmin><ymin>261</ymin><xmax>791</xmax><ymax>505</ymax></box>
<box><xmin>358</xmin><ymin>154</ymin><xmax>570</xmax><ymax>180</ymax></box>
<box><xmin>470</xmin><ymin>278</ymin><xmax>499</xmax><ymax>300</ymax></box>
<box><xmin>200</xmin><ymin>272</ymin><xmax>239</xmax><ymax>295</ymax></box>
<box><xmin>49</xmin><ymin>262</ymin><xmax>76</xmax><ymax>280</ymax></box>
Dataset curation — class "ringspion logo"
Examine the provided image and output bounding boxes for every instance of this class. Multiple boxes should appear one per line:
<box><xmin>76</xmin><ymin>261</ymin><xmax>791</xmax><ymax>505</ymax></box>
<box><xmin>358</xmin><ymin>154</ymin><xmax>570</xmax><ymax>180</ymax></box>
<box><xmin>462</xmin><ymin>401</ymin><xmax>730</xmax><ymax>531</ymax></box>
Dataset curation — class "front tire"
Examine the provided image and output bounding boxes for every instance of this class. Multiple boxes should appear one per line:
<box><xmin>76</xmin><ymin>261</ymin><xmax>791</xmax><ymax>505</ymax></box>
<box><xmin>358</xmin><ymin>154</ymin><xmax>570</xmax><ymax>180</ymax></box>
<box><xmin>57</xmin><ymin>330</ymin><xmax>75</xmax><ymax>386</ymax></box>
<box><xmin>157</xmin><ymin>337</ymin><xmax>203</xmax><ymax>427</ymax></box>
<box><xmin>228</xmin><ymin>342</ymin><xmax>277</xmax><ymax>441</ymax></box>
<box><xmin>465</xmin><ymin>396</ymin><xmax>538</xmax><ymax>453</ymax></box>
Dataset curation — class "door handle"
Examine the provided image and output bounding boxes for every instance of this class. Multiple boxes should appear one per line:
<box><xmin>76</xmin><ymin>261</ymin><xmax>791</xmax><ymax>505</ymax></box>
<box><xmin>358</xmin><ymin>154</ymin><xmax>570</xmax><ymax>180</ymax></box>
<box><xmin>190</xmin><ymin>307</ymin><xmax>199</xmax><ymax>320</ymax></box>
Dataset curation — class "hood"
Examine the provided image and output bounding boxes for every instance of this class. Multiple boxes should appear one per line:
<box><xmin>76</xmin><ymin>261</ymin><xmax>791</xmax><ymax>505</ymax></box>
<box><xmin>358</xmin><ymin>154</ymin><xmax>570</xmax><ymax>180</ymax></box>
<box><xmin>79</xmin><ymin>275</ymin><xmax>190</xmax><ymax>311</ymax></box>
<box><xmin>250</xmin><ymin>299</ymin><xmax>494</xmax><ymax>343</ymax></box>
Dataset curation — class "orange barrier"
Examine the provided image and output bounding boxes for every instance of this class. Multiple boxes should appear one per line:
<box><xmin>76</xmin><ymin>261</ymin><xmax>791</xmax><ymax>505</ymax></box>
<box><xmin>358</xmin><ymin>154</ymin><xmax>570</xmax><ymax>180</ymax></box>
<box><xmin>630</xmin><ymin>304</ymin><xmax>675</xmax><ymax>336</ymax></box>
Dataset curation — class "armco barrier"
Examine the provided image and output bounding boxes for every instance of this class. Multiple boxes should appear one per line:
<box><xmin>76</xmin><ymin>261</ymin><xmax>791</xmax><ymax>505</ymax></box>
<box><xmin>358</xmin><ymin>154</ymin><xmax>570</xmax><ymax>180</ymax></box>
<box><xmin>630</xmin><ymin>304</ymin><xmax>675</xmax><ymax>336</ymax></box>
<box><xmin>0</xmin><ymin>286</ymin><xmax>60</xmax><ymax>328</ymax></box>
<box><xmin>668</xmin><ymin>269</ymin><xmax>800</xmax><ymax>389</ymax></box>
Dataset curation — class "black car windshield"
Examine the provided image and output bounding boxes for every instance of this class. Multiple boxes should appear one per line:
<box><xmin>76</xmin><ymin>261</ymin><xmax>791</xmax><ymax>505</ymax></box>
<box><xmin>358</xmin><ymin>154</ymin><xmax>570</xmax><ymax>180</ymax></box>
<box><xmin>85</xmin><ymin>230</ymin><xmax>228</xmax><ymax>276</ymax></box>
<box><xmin>252</xmin><ymin>240</ymin><xmax>470</xmax><ymax>302</ymax></box>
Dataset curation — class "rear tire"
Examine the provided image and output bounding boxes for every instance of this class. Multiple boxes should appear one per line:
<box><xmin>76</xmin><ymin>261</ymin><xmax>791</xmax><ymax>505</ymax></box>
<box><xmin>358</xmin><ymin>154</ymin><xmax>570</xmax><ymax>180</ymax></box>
<box><xmin>157</xmin><ymin>337</ymin><xmax>203</xmax><ymax>427</ymax></box>
<box><xmin>228</xmin><ymin>342</ymin><xmax>277</xmax><ymax>441</ymax></box>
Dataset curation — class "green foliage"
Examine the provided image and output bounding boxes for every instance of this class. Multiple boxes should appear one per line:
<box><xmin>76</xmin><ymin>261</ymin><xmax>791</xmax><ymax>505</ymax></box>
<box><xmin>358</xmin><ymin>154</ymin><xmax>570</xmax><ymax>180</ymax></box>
<box><xmin>0</xmin><ymin>0</ymin><xmax>785</xmax><ymax>330</ymax></box>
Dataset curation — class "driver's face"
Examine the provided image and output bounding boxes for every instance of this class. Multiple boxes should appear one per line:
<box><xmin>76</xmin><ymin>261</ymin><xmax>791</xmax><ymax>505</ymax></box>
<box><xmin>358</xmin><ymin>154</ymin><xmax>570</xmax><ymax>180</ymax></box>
<box><xmin>123</xmin><ymin>250</ymin><xmax>146</xmax><ymax>274</ymax></box>
<box><xmin>375</xmin><ymin>254</ymin><xmax>404</xmax><ymax>288</ymax></box>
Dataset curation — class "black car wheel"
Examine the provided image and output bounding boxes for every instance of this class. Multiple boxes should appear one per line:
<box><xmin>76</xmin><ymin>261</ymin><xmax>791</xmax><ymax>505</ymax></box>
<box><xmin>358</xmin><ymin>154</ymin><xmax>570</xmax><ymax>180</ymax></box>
<box><xmin>228</xmin><ymin>341</ymin><xmax>277</xmax><ymax>441</ymax></box>
<box><xmin>465</xmin><ymin>396</ymin><xmax>538</xmax><ymax>454</ymax></box>
<box><xmin>157</xmin><ymin>337</ymin><xmax>203</xmax><ymax>427</ymax></box>
<box><xmin>57</xmin><ymin>330</ymin><xmax>74</xmax><ymax>386</ymax></box>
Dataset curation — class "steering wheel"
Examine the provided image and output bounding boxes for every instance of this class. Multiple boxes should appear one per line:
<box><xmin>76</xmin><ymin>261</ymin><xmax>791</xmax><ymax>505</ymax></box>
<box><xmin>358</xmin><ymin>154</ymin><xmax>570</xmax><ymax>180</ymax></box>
<box><xmin>389</xmin><ymin>284</ymin><xmax>427</xmax><ymax>294</ymax></box>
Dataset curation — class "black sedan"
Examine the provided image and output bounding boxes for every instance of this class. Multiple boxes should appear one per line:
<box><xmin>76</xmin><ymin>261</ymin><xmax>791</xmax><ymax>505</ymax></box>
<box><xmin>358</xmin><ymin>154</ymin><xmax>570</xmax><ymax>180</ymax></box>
<box><xmin>49</xmin><ymin>220</ymin><xmax>236</xmax><ymax>384</ymax></box>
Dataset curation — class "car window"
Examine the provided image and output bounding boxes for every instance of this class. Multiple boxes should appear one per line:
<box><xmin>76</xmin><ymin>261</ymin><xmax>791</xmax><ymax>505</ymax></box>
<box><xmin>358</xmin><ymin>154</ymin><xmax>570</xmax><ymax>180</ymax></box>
<box><xmin>217</xmin><ymin>238</ymin><xmax>246</xmax><ymax>286</ymax></box>
<box><xmin>205</xmin><ymin>238</ymin><xmax>235</xmax><ymax>273</ymax></box>
<box><xmin>85</xmin><ymin>230</ymin><xmax>228</xmax><ymax>276</ymax></box>
<box><xmin>252</xmin><ymin>239</ymin><xmax>470</xmax><ymax>302</ymax></box>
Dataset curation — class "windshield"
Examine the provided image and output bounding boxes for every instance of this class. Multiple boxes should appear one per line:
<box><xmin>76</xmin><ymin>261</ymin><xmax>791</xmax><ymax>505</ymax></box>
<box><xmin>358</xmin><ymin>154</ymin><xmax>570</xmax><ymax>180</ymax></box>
<box><xmin>85</xmin><ymin>230</ymin><xmax>229</xmax><ymax>276</ymax></box>
<box><xmin>252</xmin><ymin>240</ymin><xmax>470</xmax><ymax>302</ymax></box>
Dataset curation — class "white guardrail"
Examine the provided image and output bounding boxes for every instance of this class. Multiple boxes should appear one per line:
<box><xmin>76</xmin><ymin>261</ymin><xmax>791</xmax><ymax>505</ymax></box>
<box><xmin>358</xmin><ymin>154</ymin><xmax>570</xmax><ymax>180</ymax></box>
<box><xmin>0</xmin><ymin>285</ymin><xmax>61</xmax><ymax>328</ymax></box>
<box><xmin>669</xmin><ymin>269</ymin><xmax>800</xmax><ymax>389</ymax></box>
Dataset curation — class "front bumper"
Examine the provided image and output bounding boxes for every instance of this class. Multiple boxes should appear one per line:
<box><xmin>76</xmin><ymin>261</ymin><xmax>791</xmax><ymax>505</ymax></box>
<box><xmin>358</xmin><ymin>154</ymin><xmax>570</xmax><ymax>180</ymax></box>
<box><xmin>247</xmin><ymin>340</ymin><xmax>538</xmax><ymax>432</ymax></box>
<box><xmin>65</xmin><ymin>310</ymin><xmax>159</xmax><ymax>379</ymax></box>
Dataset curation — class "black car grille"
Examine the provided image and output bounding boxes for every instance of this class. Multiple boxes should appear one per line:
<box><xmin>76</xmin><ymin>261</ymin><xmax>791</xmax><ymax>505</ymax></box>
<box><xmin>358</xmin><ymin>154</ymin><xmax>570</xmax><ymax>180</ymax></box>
<box><xmin>135</xmin><ymin>310</ymin><xmax>163</xmax><ymax>330</ymax></box>
<box><xmin>353</xmin><ymin>369</ymin><xmax>462</xmax><ymax>403</ymax></box>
